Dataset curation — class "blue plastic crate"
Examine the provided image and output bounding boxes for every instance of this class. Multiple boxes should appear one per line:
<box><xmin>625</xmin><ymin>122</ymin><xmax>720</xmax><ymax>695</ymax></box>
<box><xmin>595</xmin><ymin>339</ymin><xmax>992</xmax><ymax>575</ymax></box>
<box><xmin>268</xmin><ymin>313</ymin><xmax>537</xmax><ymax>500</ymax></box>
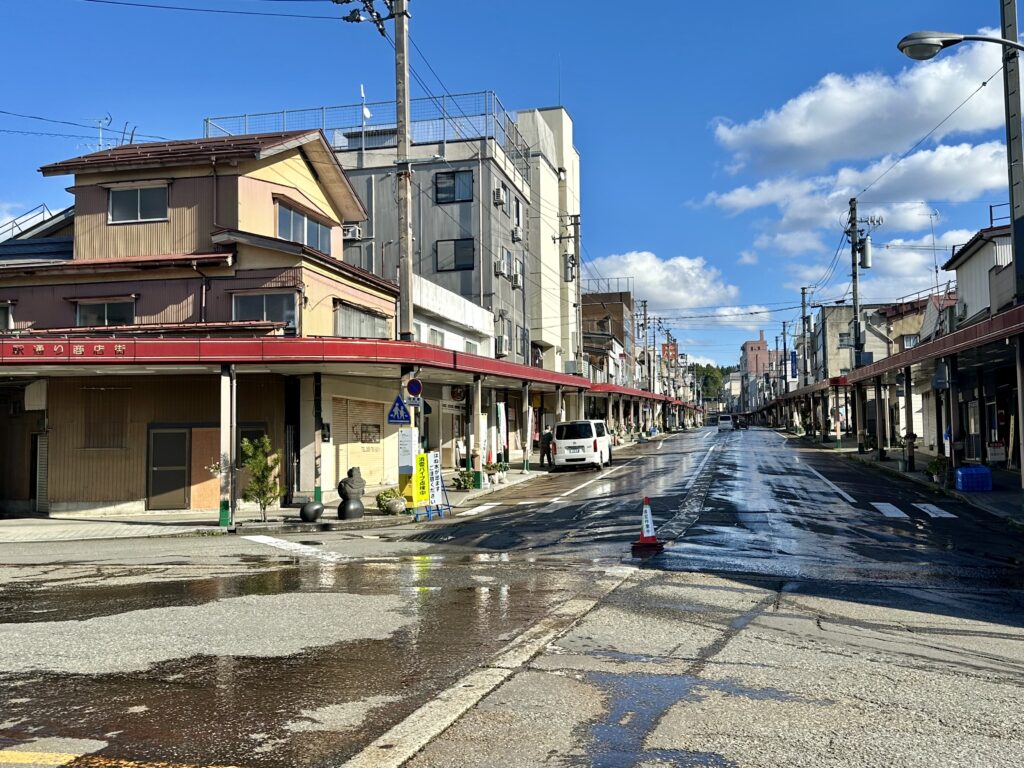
<box><xmin>955</xmin><ymin>465</ymin><xmax>992</xmax><ymax>492</ymax></box>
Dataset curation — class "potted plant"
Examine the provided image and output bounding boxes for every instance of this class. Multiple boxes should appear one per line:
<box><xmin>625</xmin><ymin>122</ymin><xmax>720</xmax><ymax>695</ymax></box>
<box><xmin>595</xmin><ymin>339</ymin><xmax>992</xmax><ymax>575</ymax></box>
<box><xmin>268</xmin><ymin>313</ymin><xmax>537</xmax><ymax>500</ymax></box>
<box><xmin>240</xmin><ymin>435</ymin><xmax>282</xmax><ymax>523</ymax></box>
<box><xmin>452</xmin><ymin>469</ymin><xmax>475</xmax><ymax>490</ymax></box>
<box><xmin>375</xmin><ymin>487</ymin><xmax>406</xmax><ymax>515</ymax></box>
<box><xmin>483</xmin><ymin>462</ymin><xmax>499</xmax><ymax>485</ymax></box>
<box><xmin>925</xmin><ymin>456</ymin><xmax>947</xmax><ymax>484</ymax></box>
<box><xmin>497</xmin><ymin>461</ymin><xmax>510</xmax><ymax>483</ymax></box>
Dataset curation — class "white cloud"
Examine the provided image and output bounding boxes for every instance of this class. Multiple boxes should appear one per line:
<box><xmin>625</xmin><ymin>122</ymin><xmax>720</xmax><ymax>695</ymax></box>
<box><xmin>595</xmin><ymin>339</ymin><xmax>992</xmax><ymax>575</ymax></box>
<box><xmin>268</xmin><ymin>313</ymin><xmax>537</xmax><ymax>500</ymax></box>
<box><xmin>713</xmin><ymin>33</ymin><xmax>1004</xmax><ymax>172</ymax></box>
<box><xmin>737</xmin><ymin>250</ymin><xmax>758</xmax><ymax>265</ymax></box>
<box><xmin>587</xmin><ymin>250</ymin><xmax>739</xmax><ymax>311</ymax></box>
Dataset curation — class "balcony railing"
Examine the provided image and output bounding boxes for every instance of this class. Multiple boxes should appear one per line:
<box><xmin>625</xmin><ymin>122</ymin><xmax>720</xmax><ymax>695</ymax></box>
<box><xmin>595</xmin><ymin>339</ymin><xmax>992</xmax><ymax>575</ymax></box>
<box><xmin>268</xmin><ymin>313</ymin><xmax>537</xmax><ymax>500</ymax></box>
<box><xmin>204</xmin><ymin>90</ymin><xmax>530</xmax><ymax>183</ymax></box>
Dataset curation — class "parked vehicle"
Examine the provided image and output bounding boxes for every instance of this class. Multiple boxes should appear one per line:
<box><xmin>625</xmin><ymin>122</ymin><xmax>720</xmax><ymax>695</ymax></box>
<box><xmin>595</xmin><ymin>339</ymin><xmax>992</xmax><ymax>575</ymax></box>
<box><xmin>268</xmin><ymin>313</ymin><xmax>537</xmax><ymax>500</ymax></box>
<box><xmin>734</xmin><ymin>416</ymin><xmax>748</xmax><ymax>430</ymax></box>
<box><xmin>718</xmin><ymin>414</ymin><xmax>734</xmax><ymax>432</ymax></box>
<box><xmin>551</xmin><ymin>420</ymin><xmax>612</xmax><ymax>470</ymax></box>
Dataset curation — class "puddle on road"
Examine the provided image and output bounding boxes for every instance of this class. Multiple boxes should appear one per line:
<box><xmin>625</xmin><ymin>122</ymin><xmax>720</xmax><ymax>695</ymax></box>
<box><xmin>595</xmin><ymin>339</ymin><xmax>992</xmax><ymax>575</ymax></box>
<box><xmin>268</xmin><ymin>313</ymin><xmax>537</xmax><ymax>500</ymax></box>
<box><xmin>580</xmin><ymin>671</ymin><xmax>811</xmax><ymax>768</ymax></box>
<box><xmin>0</xmin><ymin>558</ymin><xmax>594</xmax><ymax>767</ymax></box>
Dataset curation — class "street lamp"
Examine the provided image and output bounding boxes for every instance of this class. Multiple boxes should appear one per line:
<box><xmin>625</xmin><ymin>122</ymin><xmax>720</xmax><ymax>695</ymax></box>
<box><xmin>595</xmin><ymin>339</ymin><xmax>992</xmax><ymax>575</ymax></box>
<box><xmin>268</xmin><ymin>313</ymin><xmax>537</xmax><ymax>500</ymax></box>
<box><xmin>897</xmin><ymin>30</ymin><xmax>1024</xmax><ymax>59</ymax></box>
<box><xmin>896</xmin><ymin>22</ymin><xmax>1024</xmax><ymax>308</ymax></box>
<box><xmin>899</xmin><ymin>15</ymin><xmax>1024</xmax><ymax>490</ymax></box>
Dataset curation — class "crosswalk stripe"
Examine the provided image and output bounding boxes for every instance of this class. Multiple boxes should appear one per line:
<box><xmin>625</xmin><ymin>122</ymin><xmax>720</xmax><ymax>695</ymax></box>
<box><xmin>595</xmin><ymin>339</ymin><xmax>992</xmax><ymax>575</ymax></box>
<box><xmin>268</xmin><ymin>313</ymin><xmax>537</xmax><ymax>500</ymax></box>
<box><xmin>870</xmin><ymin>502</ymin><xmax>909</xmax><ymax>518</ymax></box>
<box><xmin>456</xmin><ymin>502</ymin><xmax>499</xmax><ymax>517</ymax></box>
<box><xmin>913</xmin><ymin>503</ymin><xmax>956</xmax><ymax>518</ymax></box>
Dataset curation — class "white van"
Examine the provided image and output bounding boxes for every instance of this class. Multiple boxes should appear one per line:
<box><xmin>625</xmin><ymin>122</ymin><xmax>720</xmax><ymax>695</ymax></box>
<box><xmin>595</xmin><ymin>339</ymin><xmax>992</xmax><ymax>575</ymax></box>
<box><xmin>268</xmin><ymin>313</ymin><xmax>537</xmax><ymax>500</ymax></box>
<box><xmin>717</xmin><ymin>414</ymin><xmax>733</xmax><ymax>432</ymax></box>
<box><xmin>552</xmin><ymin>420</ymin><xmax>612</xmax><ymax>470</ymax></box>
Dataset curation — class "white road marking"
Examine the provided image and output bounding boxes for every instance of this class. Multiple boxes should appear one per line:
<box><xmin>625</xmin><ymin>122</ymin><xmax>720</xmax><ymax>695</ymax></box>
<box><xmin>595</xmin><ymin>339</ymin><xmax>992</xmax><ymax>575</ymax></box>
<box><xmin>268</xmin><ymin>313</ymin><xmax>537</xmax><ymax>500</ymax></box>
<box><xmin>457</xmin><ymin>502</ymin><xmax>500</xmax><ymax>517</ymax></box>
<box><xmin>657</xmin><ymin>441</ymin><xmax>665</xmax><ymax>450</ymax></box>
<box><xmin>343</xmin><ymin>570</ymin><xmax>633</xmax><ymax>768</ymax></box>
<box><xmin>682</xmin><ymin>445</ymin><xmax>717</xmax><ymax>491</ymax></box>
<box><xmin>242</xmin><ymin>535</ymin><xmax>354</xmax><ymax>563</ymax></box>
<box><xmin>516</xmin><ymin>501</ymin><xmax>540</xmax><ymax>506</ymax></box>
<box><xmin>700</xmin><ymin>431</ymin><xmax>712</xmax><ymax>440</ymax></box>
<box><xmin>561</xmin><ymin>458</ymin><xmax>639</xmax><ymax>496</ymax></box>
<box><xmin>804</xmin><ymin>464</ymin><xmax>857</xmax><ymax>504</ymax></box>
<box><xmin>913</xmin><ymin>503</ymin><xmax>957</xmax><ymax>519</ymax></box>
<box><xmin>871</xmin><ymin>502</ymin><xmax>909</xmax><ymax>519</ymax></box>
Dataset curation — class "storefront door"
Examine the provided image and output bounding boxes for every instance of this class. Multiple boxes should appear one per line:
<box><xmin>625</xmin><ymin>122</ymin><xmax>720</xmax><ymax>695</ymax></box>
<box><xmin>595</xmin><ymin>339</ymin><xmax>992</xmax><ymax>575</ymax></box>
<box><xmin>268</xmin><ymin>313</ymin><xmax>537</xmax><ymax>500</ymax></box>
<box><xmin>149</xmin><ymin>428</ymin><xmax>190</xmax><ymax>510</ymax></box>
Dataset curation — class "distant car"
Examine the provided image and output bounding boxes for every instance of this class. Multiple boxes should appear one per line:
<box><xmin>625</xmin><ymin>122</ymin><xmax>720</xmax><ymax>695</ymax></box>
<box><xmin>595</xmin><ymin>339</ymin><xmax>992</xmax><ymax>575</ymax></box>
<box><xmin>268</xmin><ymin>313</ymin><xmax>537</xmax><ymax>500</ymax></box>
<box><xmin>717</xmin><ymin>414</ymin><xmax>733</xmax><ymax>432</ymax></box>
<box><xmin>734</xmin><ymin>416</ymin><xmax>748</xmax><ymax>430</ymax></box>
<box><xmin>551</xmin><ymin>419</ymin><xmax>612</xmax><ymax>470</ymax></box>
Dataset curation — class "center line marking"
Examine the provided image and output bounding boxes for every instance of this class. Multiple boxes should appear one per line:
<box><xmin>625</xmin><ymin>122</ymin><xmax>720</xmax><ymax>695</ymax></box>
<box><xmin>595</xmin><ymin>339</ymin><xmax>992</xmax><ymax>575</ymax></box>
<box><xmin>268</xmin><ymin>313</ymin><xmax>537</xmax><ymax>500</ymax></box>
<box><xmin>804</xmin><ymin>464</ymin><xmax>857</xmax><ymax>504</ymax></box>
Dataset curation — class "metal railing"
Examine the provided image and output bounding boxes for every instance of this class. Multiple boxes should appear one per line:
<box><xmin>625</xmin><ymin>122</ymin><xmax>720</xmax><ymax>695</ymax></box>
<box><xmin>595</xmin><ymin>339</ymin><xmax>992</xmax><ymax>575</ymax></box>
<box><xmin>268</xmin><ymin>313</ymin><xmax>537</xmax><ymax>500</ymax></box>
<box><xmin>204</xmin><ymin>90</ymin><xmax>531</xmax><ymax>183</ymax></box>
<box><xmin>582</xmin><ymin>276</ymin><xmax>634</xmax><ymax>295</ymax></box>
<box><xmin>0</xmin><ymin>204</ymin><xmax>53</xmax><ymax>243</ymax></box>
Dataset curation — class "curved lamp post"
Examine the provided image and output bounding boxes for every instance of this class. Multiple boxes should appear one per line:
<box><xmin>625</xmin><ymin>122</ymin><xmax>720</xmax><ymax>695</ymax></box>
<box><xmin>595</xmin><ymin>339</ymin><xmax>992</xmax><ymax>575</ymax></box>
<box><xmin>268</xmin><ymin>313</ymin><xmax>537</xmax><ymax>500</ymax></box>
<box><xmin>899</xmin><ymin>23</ymin><xmax>1024</xmax><ymax>489</ymax></box>
<box><xmin>897</xmin><ymin>30</ymin><xmax>1024</xmax><ymax>60</ymax></box>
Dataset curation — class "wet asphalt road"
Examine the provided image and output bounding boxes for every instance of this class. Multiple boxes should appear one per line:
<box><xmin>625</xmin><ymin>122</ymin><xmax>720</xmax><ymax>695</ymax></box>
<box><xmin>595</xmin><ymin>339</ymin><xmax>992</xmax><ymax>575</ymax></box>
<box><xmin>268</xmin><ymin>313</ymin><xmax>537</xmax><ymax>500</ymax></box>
<box><xmin>2</xmin><ymin>428</ymin><xmax>1023</xmax><ymax>767</ymax></box>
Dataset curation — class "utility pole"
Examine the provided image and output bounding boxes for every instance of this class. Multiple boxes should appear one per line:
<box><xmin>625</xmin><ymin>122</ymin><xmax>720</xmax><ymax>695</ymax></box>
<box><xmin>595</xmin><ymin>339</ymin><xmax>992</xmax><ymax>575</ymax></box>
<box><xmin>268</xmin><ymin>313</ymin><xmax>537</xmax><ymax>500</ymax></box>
<box><xmin>800</xmin><ymin>286</ymin><xmax>809</xmax><ymax>387</ymax></box>
<box><xmin>782</xmin><ymin>320</ymin><xmax>789</xmax><ymax>394</ymax></box>
<box><xmin>849</xmin><ymin>197</ymin><xmax>861</xmax><ymax>370</ymax></box>
<box><xmin>571</xmin><ymin>214</ymin><xmax>582</xmax><ymax>372</ymax></box>
<box><xmin>641</xmin><ymin>300</ymin><xmax>650</xmax><ymax>391</ymax></box>
<box><xmin>337</xmin><ymin>0</ymin><xmax>414</xmax><ymax>340</ymax></box>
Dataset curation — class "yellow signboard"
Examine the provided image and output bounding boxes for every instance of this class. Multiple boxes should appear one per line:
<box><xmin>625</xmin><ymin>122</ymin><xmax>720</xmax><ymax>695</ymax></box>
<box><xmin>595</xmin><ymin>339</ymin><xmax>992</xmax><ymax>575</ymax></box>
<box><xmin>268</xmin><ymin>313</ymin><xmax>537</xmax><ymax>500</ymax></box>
<box><xmin>412</xmin><ymin>453</ymin><xmax>430</xmax><ymax>506</ymax></box>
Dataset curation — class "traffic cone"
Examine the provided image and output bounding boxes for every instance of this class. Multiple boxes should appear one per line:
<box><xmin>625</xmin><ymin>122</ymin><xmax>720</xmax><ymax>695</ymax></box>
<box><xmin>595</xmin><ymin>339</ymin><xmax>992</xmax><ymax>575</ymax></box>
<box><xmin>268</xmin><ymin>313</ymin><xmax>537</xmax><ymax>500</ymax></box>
<box><xmin>631</xmin><ymin>496</ymin><xmax>664</xmax><ymax>557</ymax></box>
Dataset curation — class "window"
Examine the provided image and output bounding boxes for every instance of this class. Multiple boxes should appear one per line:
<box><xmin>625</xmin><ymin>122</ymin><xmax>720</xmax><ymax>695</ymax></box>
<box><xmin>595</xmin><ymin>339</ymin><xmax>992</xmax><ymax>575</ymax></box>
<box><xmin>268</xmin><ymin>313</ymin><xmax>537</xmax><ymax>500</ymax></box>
<box><xmin>334</xmin><ymin>303</ymin><xmax>389</xmax><ymax>339</ymax></box>
<box><xmin>436</xmin><ymin>238</ymin><xmax>475</xmax><ymax>271</ymax></box>
<box><xmin>277</xmin><ymin>202</ymin><xmax>332</xmax><ymax>255</ymax></box>
<box><xmin>428</xmin><ymin>328</ymin><xmax>445</xmax><ymax>347</ymax></box>
<box><xmin>233</xmin><ymin>292</ymin><xmax>296</xmax><ymax>328</ymax></box>
<box><xmin>109</xmin><ymin>186</ymin><xmax>167</xmax><ymax>223</ymax></box>
<box><xmin>595</xmin><ymin>423</ymin><xmax>606</xmax><ymax>438</ymax></box>
<box><xmin>414</xmin><ymin>322</ymin><xmax>424</xmax><ymax>342</ymax></box>
<box><xmin>76</xmin><ymin>300</ymin><xmax>134</xmax><ymax>327</ymax></box>
<box><xmin>513</xmin><ymin>197</ymin><xmax>523</xmax><ymax>228</ymax></box>
<box><xmin>556</xmin><ymin>422</ymin><xmax>593</xmax><ymax>440</ymax></box>
<box><xmin>435</xmin><ymin>170</ymin><xmax>473</xmax><ymax>203</ymax></box>
<box><xmin>903</xmin><ymin>334</ymin><xmax>920</xmax><ymax>350</ymax></box>
<box><xmin>504</xmin><ymin>318</ymin><xmax>514</xmax><ymax>346</ymax></box>
<box><xmin>464</xmin><ymin>340</ymin><xmax>479</xmax><ymax>355</ymax></box>
<box><xmin>517</xmin><ymin>324</ymin><xmax>526</xmax><ymax>355</ymax></box>
<box><xmin>503</xmin><ymin>247</ymin><xmax>513</xmax><ymax>276</ymax></box>
<box><xmin>501</xmin><ymin>183</ymin><xmax>510</xmax><ymax>216</ymax></box>
<box><xmin>0</xmin><ymin>304</ymin><xmax>10</xmax><ymax>331</ymax></box>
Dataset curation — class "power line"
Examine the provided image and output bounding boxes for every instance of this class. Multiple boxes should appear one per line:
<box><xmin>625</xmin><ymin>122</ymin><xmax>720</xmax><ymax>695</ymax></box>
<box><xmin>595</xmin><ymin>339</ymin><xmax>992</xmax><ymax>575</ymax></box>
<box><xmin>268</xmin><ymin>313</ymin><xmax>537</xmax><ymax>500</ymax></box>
<box><xmin>858</xmin><ymin>64</ymin><xmax>1003</xmax><ymax>197</ymax></box>
<box><xmin>81</xmin><ymin>0</ymin><xmax>341</xmax><ymax>19</ymax></box>
<box><xmin>0</xmin><ymin>108</ymin><xmax>169</xmax><ymax>141</ymax></box>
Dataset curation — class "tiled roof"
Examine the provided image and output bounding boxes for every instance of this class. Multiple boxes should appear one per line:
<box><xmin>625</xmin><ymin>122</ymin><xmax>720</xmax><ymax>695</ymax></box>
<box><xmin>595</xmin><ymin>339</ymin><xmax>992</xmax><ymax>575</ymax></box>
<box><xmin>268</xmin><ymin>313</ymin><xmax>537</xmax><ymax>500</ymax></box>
<box><xmin>40</xmin><ymin>131</ymin><xmax>321</xmax><ymax>176</ymax></box>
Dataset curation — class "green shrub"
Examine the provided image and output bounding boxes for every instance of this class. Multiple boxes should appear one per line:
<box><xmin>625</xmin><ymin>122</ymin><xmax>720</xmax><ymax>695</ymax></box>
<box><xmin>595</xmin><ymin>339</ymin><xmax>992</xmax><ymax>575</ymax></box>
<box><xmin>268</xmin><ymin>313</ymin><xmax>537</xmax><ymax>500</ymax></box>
<box><xmin>452</xmin><ymin>469</ymin><xmax>476</xmax><ymax>490</ymax></box>
<box><xmin>375</xmin><ymin>487</ymin><xmax>404</xmax><ymax>513</ymax></box>
<box><xmin>240</xmin><ymin>436</ymin><xmax>282</xmax><ymax>523</ymax></box>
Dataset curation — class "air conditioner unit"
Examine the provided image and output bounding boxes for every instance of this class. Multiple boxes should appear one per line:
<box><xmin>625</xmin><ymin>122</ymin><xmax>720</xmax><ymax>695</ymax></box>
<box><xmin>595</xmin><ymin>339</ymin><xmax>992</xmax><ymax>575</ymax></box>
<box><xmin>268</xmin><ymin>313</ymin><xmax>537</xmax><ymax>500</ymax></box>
<box><xmin>495</xmin><ymin>335</ymin><xmax>510</xmax><ymax>357</ymax></box>
<box><xmin>492</xmin><ymin>187</ymin><xmax>507</xmax><ymax>207</ymax></box>
<box><xmin>511</xmin><ymin>225</ymin><xmax>523</xmax><ymax>242</ymax></box>
<box><xmin>342</xmin><ymin>224</ymin><xmax>363</xmax><ymax>241</ymax></box>
<box><xmin>494</xmin><ymin>260</ymin><xmax>507</xmax><ymax>277</ymax></box>
<box><xmin>511</xmin><ymin>272</ymin><xmax>523</xmax><ymax>289</ymax></box>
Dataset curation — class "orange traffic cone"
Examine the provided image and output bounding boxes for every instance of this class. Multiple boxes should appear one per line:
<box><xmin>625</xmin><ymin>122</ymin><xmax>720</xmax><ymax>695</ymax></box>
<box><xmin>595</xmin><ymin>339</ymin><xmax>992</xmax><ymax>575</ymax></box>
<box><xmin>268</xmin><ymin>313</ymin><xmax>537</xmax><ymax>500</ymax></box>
<box><xmin>631</xmin><ymin>496</ymin><xmax>664</xmax><ymax>557</ymax></box>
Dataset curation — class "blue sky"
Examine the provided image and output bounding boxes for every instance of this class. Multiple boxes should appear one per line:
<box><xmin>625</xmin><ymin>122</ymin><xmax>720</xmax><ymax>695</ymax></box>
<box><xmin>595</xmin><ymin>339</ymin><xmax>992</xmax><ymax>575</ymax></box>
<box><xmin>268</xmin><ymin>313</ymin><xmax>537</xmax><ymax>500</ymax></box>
<box><xmin>0</xmin><ymin>0</ymin><xmax>1004</xmax><ymax>364</ymax></box>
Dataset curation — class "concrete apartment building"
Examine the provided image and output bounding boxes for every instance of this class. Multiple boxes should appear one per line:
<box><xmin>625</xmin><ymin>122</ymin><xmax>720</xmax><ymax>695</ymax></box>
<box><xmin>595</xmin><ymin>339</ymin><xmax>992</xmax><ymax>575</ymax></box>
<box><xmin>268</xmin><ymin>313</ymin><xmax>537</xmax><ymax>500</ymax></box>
<box><xmin>204</xmin><ymin>93</ymin><xmax>585</xmax><ymax>428</ymax></box>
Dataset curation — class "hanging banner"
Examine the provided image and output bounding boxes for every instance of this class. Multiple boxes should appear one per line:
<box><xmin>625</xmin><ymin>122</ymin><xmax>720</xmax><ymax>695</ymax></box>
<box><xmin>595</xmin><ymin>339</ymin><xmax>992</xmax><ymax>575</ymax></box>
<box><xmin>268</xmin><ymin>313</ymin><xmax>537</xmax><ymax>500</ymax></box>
<box><xmin>497</xmin><ymin>402</ymin><xmax>508</xmax><ymax>451</ymax></box>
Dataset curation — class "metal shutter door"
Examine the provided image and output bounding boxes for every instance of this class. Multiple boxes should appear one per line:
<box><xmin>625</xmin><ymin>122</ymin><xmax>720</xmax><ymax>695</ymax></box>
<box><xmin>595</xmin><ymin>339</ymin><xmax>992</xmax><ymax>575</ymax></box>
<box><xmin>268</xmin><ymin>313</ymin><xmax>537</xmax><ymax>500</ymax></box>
<box><xmin>347</xmin><ymin>399</ymin><xmax>386</xmax><ymax>485</ymax></box>
<box><xmin>35</xmin><ymin>434</ymin><xmax>49</xmax><ymax>514</ymax></box>
<box><xmin>332</xmin><ymin>397</ymin><xmax>350</xmax><ymax>489</ymax></box>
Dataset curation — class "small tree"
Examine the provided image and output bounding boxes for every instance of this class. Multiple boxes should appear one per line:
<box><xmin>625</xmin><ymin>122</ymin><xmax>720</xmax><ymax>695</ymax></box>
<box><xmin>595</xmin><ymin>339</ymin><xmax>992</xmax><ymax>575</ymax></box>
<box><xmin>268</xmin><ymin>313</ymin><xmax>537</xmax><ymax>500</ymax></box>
<box><xmin>240</xmin><ymin>435</ymin><xmax>282</xmax><ymax>522</ymax></box>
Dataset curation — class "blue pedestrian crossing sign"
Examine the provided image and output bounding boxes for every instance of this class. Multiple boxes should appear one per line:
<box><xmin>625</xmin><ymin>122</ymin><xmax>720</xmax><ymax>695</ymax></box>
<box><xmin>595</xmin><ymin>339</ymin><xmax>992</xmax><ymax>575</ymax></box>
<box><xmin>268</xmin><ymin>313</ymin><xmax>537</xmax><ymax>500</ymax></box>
<box><xmin>388</xmin><ymin>396</ymin><xmax>411</xmax><ymax>424</ymax></box>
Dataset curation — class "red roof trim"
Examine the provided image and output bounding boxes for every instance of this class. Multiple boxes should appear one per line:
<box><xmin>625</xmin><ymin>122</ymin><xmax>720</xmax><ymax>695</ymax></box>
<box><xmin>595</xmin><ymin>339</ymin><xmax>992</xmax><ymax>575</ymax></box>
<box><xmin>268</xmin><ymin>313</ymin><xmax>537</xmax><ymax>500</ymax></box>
<box><xmin>0</xmin><ymin>336</ymin><xmax>593</xmax><ymax>388</ymax></box>
<box><xmin>847</xmin><ymin>303</ymin><xmax>1024</xmax><ymax>384</ymax></box>
<box><xmin>588</xmin><ymin>382</ymin><xmax>671</xmax><ymax>401</ymax></box>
